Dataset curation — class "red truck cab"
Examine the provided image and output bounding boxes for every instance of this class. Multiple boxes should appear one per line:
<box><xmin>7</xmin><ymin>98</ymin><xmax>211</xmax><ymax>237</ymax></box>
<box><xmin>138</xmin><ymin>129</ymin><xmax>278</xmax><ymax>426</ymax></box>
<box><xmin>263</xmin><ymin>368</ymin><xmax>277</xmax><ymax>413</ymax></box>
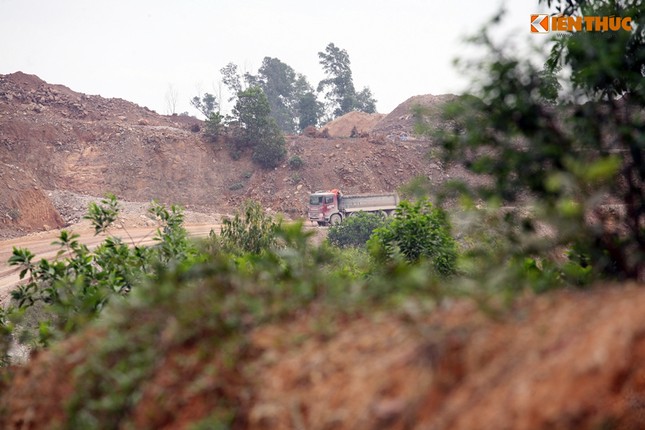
<box><xmin>308</xmin><ymin>190</ymin><xmax>341</xmax><ymax>225</ymax></box>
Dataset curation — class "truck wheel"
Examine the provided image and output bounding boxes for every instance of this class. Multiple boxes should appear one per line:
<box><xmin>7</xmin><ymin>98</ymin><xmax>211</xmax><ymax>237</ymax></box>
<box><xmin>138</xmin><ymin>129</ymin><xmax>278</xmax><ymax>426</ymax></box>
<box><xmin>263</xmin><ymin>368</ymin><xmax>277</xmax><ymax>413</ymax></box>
<box><xmin>330</xmin><ymin>214</ymin><xmax>342</xmax><ymax>225</ymax></box>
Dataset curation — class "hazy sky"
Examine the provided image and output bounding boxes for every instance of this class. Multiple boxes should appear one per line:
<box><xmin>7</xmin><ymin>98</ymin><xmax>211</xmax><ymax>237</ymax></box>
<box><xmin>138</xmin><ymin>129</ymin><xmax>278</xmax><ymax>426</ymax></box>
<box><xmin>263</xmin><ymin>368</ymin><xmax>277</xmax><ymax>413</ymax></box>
<box><xmin>0</xmin><ymin>0</ymin><xmax>548</xmax><ymax>117</ymax></box>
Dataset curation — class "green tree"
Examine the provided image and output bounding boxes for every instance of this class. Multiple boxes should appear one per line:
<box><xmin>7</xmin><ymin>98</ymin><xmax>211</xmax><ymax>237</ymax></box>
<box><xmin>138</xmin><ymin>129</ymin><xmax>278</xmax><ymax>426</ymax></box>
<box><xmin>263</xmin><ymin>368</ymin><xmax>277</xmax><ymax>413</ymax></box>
<box><xmin>297</xmin><ymin>91</ymin><xmax>324</xmax><ymax>130</ymax></box>
<box><xmin>232</xmin><ymin>86</ymin><xmax>286</xmax><ymax>168</ymax></box>
<box><xmin>368</xmin><ymin>200</ymin><xmax>458</xmax><ymax>276</ymax></box>
<box><xmin>355</xmin><ymin>87</ymin><xmax>377</xmax><ymax>114</ymax></box>
<box><xmin>204</xmin><ymin>111</ymin><xmax>224</xmax><ymax>141</ymax></box>
<box><xmin>545</xmin><ymin>0</ymin><xmax>644</xmax><ymax>98</ymax></box>
<box><xmin>254</xmin><ymin>57</ymin><xmax>298</xmax><ymax>132</ymax></box>
<box><xmin>242</xmin><ymin>57</ymin><xmax>322</xmax><ymax>133</ymax></box>
<box><xmin>328</xmin><ymin>212</ymin><xmax>387</xmax><ymax>248</ymax></box>
<box><xmin>220</xmin><ymin>62</ymin><xmax>242</xmax><ymax>102</ymax></box>
<box><xmin>425</xmin><ymin>0</ymin><xmax>644</xmax><ymax>281</ymax></box>
<box><xmin>317</xmin><ymin>42</ymin><xmax>377</xmax><ymax>118</ymax></box>
<box><xmin>190</xmin><ymin>92</ymin><xmax>222</xmax><ymax>142</ymax></box>
<box><xmin>190</xmin><ymin>93</ymin><xmax>218</xmax><ymax>118</ymax></box>
<box><xmin>252</xmin><ymin>119</ymin><xmax>286</xmax><ymax>168</ymax></box>
<box><xmin>233</xmin><ymin>86</ymin><xmax>272</xmax><ymax>148</ymax></box>
<box><xmin>293</xmin><ymin>74</ymin><xmax>323</xmax><ymax>129</ymax></box>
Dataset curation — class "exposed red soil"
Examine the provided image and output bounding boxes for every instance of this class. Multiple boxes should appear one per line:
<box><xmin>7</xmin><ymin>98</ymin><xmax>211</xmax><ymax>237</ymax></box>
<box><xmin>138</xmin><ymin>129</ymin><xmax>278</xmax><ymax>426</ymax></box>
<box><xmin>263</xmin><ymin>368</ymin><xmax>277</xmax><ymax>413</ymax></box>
<box><xmin>322</xmin><ymin>111</ymin><xmax>385</xmax><ymax>137</ymax></box>
<box><xmin>372</xmin><ymin>94</ymin><xmax>457</xmax><ymax>137</ymax></box>
<box><xmin>2</xmin><ymin>285</ymin><xmax>645</xmax><ymax>429</ymax></box>
<box><xmin>0</xmin><ymin>72</ymin><xmax>461</xmax><ymax>236</ymax></box>
<box><xmin>0</xmin><ymin>162</ymin><xmax>64</xmax><ymax>237</ymax></box>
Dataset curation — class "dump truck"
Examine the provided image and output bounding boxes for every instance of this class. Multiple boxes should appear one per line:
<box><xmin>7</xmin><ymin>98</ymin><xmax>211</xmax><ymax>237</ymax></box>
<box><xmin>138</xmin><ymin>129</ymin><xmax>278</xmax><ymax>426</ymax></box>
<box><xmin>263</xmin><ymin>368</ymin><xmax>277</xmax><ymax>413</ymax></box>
<box><xmin>308</xmin><ymin>189</ymin><xmax>400</xmax><ymax>226</ymax></box>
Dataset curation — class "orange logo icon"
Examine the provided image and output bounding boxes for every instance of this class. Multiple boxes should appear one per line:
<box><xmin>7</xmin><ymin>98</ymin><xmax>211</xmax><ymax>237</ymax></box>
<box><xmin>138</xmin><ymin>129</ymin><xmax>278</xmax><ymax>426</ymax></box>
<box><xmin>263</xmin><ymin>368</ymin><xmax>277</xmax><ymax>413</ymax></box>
<box><xmin>531</xmin><ymin>14</ymin><xmax>549</xmax><ymax>33</ymax></box>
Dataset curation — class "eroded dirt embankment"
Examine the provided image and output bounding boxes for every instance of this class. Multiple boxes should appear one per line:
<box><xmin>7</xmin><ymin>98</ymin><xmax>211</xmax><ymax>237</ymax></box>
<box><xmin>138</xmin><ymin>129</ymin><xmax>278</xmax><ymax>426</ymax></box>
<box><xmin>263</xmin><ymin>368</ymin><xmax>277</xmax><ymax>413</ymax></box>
<box><xmin>2</xmin><ymin>285</ymin><xmax>645</xmax><ymax>429</ymax></box>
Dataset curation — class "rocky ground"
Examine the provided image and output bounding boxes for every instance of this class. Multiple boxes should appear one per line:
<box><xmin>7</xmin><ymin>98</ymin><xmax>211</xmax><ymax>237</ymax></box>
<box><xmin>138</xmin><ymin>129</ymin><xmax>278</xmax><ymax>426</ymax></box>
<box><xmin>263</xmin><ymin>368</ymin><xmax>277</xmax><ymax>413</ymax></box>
<box><xmin>46</xmin><ymin>189</ymin><xmax>222</xmax><ymax>227</ymax></box>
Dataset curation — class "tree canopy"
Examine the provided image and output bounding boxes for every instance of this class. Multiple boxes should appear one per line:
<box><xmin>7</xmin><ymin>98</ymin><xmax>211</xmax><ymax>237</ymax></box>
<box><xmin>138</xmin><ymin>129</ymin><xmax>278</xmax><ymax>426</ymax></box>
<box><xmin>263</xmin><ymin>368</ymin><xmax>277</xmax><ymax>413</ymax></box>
<box><xmin>190</xmin><ymin>93</ymin><xmax>218</xmax><ymax>118</ymax></box>
<box><xmin>317</xmin><ymin>42</ymin><xmax>377</xmax><ymax>119</ymax></box>
<box><xmin>211</xmin><ymin>44</ymin><xmax>376</xmax><ymax>131</ymax></box>
<box><xmin>232</xmin><ymin>86</ymin><xmax>286</xmax><ymax>168</ymax></box>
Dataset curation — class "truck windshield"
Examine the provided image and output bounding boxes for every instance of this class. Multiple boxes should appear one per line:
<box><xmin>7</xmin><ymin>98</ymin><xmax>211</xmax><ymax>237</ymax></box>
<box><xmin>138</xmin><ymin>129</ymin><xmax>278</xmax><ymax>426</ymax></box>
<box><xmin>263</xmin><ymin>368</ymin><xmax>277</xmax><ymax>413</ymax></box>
<box><xmin>309</xmin><ymin>195</ymin><xmax>323</xmax><ymax>205</ymax></box>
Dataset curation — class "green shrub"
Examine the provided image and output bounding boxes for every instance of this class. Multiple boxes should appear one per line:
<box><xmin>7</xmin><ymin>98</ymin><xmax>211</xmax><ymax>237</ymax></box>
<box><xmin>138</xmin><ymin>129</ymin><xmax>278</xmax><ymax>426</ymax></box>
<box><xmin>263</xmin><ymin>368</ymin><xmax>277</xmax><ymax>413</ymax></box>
<box><xmin>7</xmin><ymin>208</ymin><xmax>20</xmax><ymax>221</ymax></box>
<box><xmin>219</xmin><ymin>200</ymin><xmax>281</xmax><ymax>254</ymax></box>
<box><xmin>288</xmin><ymin>155</ymin><xmax>304</xmax><ymax>170</ymax></box>
<box><xmin>328</xmin><ymin>212</ymin><xmax>387</xmax><ymax>248</ymax></box>
<box><xmin>368</xmin><ymin>199</ymin><xmax>458</xmax><ymax>276</ymax></box>
<box><xmin>204</xmin><ymin>112</ymin><xmax>224</xmax><ymax>141</ymax></box>
<box><xmin>290</xmin><ymin>173</ymin><xmax>301</xmax><ymax>184</ymax></box>
<box><xmin>5</xmin><ymin>197</ymin><xmax>194</xmax><ymax>348</ymax></box>
<box><xmin>250</xmin><ymin>117</ymin><xmax>286</xmax><ymax>169</ymax></box>
<box><xmin>228</xmin><ymin>182</ymin><xmax>244</xmax><ymax>191</ymax></box>
<box><xmin>228</xmin><ymin>146</ymin><xmax>242</xmax><ymax>160</ymax></box>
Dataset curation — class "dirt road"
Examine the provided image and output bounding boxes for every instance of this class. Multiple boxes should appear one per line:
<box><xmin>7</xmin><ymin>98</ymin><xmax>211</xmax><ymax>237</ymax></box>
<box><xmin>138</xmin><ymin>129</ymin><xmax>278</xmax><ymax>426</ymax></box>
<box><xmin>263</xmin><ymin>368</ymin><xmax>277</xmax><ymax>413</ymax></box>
<box><xmin>0</xmin><ymin>223</ymin><xmax>220</xmax><ymax>304</ymax></box>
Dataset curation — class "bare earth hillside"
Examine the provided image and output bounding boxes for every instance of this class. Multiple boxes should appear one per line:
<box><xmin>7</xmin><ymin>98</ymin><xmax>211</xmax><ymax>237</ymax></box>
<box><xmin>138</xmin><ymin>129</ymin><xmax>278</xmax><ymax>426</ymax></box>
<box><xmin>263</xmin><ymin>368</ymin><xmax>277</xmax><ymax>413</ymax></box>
<box><xmin>372</xmin><ymin>94</ymin><xmax>457</xmax><ymax>137</ymax></box>
<box><xmin>0</xmin><ymin>72</ymin><xmax>460</xmax><ymax>237</ymax></box>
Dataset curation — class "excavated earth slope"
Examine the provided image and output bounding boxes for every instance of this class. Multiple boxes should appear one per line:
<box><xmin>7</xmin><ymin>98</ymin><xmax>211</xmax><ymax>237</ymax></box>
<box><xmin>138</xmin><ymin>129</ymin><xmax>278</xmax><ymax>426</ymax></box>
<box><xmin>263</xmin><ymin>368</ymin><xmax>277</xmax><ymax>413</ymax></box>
<box><xmin>0</xmin><ymin>72</ymin><xmax>462</xmax><ymax>237</ymax></box>
<box><xmin>0</xmin><ymin>162</ymin><xmax>64</xmax><ymax>236</ymax></box>
<box><xmin>2</xmin><ymin>285</ymin><xmax>645</xmax><ymax>429</ymax></box>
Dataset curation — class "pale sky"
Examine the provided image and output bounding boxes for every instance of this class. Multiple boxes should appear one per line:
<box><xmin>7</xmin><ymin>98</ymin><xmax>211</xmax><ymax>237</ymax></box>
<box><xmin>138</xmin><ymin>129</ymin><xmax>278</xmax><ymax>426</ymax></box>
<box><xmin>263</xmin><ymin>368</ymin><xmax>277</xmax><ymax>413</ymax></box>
<box><xmin>0</xmin><ymin>0</ymin><xmax>548</xmax><ymax>117</ymax></box>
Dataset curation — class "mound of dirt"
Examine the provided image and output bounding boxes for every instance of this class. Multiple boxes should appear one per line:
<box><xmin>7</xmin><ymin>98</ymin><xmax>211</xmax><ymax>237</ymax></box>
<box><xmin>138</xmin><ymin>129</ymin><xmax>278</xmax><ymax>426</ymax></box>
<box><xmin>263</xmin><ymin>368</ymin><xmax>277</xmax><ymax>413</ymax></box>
<box><xmin>0</xmin><ymin>162</ymin><xmax>63</xmax><ymax>237</ymax></box>
<box><xmin>322</xmin><ymin>111</ymin><xmax>385</xmax><ymax>137</ymax></box>
<box><xmin>372</xmin><ymin>94</ymin><xmax>457</xmax><ymax>138</ymax></box>
<box><xmin>3</xmin><ymin>285</ymin><xmax>645</xmax><ymax>429</ymax></box>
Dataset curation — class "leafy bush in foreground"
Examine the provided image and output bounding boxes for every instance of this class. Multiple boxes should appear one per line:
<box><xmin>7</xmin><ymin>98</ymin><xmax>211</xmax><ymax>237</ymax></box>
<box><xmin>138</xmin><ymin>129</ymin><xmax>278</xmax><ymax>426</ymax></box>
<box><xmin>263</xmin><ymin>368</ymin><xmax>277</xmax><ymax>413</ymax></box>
<box><xmin>6</xmin><ymin>195</ymin><xmax>194</xmax><ymax>347</ymax></box>
<box><xmin>218</xmin><ymin>200</ymin><xmax>281</xmax><ymax>254</ymax></box>
<box><xmin>368</xmin><ymin>200</ymin><xmax>458</xmax><ymax>276</ymax></box>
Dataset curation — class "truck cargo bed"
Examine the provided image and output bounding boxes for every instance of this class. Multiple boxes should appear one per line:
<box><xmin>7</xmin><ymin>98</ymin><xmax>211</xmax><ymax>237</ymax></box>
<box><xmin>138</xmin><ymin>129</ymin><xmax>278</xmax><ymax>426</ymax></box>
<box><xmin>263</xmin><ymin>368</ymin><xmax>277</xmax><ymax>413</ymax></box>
<box><xmin>339</xmin><ymin>193</ymin><xmax>399</xmax><ymax>211</ymax></box>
